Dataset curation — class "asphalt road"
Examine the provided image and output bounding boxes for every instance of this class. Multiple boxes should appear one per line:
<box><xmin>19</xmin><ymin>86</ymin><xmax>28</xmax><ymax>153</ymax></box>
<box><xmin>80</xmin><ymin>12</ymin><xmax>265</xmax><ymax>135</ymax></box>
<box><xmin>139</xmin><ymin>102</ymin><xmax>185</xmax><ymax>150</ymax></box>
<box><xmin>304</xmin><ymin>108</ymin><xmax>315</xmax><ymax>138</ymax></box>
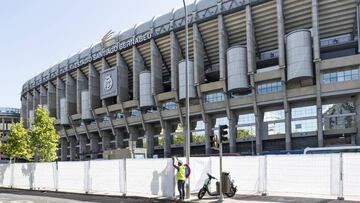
<box><xmin>0</xmin><ymin>188</ymin><xmax>358</xmax><ymax>203</ymax></box>
<box><xmin>0</xmin><ymin>188</ymin><xmax>169</xmax><ymax>203</ymax></box>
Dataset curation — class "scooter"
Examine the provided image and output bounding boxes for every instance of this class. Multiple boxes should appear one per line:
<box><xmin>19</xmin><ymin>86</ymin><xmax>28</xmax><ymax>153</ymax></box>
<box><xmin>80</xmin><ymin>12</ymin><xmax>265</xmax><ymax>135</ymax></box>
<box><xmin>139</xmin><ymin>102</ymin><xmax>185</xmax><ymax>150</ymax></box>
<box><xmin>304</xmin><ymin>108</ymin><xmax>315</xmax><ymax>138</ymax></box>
<box><xmin>197</xmin><ymin>172</ymin><xmax>237</xmax><ymax>199</ymax></box>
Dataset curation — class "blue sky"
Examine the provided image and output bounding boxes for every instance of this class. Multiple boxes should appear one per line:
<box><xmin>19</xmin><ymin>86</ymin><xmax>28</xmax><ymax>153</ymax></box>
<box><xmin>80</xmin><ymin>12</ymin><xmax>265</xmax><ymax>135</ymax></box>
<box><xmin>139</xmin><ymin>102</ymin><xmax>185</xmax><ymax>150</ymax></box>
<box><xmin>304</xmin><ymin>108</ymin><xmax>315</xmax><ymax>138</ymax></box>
<box><xmin>0</xmin><ymin>0</ymin><xmax>190</xmax><ymax>108</ymax></box>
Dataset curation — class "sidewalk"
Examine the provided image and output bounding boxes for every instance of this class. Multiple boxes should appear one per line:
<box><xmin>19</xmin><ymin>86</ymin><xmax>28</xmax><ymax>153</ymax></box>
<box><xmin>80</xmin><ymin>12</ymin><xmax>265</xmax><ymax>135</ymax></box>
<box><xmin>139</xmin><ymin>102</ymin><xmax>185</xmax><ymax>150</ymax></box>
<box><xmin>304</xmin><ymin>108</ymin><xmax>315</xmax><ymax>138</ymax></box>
<box><xmin>183</xmin><ymin>193</ymin><xmax>359</xmax><ymax>203</ymax></box>
<box><xmin>1</xmin><ymin>188</ymin><xmax>359</xmax><ymax>203</ymax></box>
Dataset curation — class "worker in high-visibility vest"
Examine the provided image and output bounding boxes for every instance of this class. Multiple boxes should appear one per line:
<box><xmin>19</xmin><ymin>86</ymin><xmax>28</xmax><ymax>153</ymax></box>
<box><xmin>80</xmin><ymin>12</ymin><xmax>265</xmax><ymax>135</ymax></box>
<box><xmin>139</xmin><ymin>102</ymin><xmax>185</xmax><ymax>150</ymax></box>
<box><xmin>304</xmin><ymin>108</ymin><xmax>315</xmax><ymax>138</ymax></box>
<box><xmin>172</xmin><ymin>157</ymin><xmax>185</xmax><ymax>200</ymax></box>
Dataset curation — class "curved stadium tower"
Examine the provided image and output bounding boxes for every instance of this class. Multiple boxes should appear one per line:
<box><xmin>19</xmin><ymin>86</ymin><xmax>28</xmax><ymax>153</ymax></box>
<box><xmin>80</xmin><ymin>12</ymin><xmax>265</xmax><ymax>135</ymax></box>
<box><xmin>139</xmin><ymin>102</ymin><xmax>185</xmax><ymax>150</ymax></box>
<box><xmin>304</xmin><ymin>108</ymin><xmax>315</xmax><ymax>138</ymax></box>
<box><xmin>21</xmin><ymin>0</ymin><xmax>360</xmax><ymax>161</ymax></box>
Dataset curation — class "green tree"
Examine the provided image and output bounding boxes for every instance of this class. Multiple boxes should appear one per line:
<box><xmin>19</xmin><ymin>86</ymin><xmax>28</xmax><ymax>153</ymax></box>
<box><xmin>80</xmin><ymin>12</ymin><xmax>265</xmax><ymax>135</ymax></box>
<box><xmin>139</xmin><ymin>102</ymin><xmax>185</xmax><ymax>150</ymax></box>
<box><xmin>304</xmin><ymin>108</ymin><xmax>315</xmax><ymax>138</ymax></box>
<box><xmin>173</xmin><ymin>134</ymin><xmax>184</xmax><ymax>144</ymax></box>
<box><xmin>192</xmin><ymin>133</ymin><xmax>205</xmax><ymax>143</ymax></box>
<box><xmin>29</xmin><ymin>106</ymin><xmax>59</xmax><ymax>162</ymax></box>
<box><xmin>237</xmin><ymin>129</ymin><xmax>255</xmax><ymax>139</ymax></box>
<box><xmin>1</xmin><ymin>122</ymin><xmax>32</xmax><ymax>162</ymax></box>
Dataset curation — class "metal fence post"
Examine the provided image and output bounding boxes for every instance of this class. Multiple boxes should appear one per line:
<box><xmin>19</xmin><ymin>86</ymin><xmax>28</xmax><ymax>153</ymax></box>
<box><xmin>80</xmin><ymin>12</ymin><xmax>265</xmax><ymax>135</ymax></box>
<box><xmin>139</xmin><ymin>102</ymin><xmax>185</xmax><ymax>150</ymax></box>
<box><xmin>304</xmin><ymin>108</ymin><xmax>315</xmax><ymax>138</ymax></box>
<box><xmin>262</xmin><ymin>155</ymin><xmax>267</xmax><ymax>196</ymax></box>
<box><xmin>10</xmin><ymin>163</ymin><xmax>14</xmax><ymax>188</ymax></box>
<box><xmin>123</xmin><ymin>158</ymin><xmax>127</xmax><ymax>197</ymax></box>
<box><xmin>53</xmin><ymin>161</ymin><xmax>59</xmax><ymax>191</ymax></box>
<box><xmin>337</xmin><ymin>153</ymin><xmax>344</xmax><ymax>200</ymax></box>
<box><xmin>84</xmin><ymin>160</ymin><xmax>90</xmax><ymax>194</ymax></box>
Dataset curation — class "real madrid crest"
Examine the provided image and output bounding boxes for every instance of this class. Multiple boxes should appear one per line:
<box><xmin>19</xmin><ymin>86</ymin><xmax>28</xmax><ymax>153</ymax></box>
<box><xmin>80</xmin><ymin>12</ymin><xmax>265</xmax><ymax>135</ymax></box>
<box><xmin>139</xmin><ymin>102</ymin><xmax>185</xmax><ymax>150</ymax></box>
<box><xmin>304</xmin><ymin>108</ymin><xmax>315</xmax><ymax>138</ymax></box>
<box><xmin>104</xmin><ymin>74</ymin><xmax>113</xmax><ymax>91</ymax></box>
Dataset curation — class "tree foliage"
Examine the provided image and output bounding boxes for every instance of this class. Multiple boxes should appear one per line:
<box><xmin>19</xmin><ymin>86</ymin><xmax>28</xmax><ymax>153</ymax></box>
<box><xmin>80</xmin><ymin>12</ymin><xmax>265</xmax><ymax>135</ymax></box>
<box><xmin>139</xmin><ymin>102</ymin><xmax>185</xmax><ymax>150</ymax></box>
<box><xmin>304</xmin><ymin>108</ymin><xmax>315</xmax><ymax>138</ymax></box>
<box><xmin>28</xmin><ymin>106</ymin><xmax>59</xmax><ymax>162</ymax></box>
<box><xmin>2</xmin><ymin>122</ymin><xmax>32</xmax><ymax>161</ymax></box>
<box><xmin>237</xmin><ymin>129</ymin><xmax>255</xmax><ymax>139</ymax></box>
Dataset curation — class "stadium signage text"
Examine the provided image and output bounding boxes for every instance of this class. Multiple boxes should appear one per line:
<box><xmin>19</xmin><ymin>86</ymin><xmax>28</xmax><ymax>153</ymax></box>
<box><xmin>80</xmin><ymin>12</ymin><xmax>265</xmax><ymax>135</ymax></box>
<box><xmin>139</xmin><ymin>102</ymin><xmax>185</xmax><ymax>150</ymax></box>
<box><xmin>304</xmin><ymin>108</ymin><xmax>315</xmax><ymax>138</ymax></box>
<box><xmin>24</xmin><ymin>32</ymin><xmax>153</xmax><ymax>93</ymax></box>
<box><xmin>69</xmin><ymin>32</ymin><xmax>152</xmax><ymax>70</ymax></box>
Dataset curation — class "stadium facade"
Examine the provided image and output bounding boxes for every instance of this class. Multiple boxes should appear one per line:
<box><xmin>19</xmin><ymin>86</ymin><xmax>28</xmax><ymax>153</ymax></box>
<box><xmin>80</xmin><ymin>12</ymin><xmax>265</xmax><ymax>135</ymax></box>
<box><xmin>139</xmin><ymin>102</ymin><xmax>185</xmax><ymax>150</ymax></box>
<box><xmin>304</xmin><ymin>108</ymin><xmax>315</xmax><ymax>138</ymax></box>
<box><xmin>20</xmin><ymin>0</ymin><xmax>360</xmax><ymax>161</ymax></box>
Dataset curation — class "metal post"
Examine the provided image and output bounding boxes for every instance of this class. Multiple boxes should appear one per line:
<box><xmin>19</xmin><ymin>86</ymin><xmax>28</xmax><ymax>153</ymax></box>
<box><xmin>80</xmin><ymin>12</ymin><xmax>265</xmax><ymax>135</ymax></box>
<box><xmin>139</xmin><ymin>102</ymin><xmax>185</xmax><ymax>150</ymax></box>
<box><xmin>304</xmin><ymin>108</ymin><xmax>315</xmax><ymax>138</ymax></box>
<box><xmin>219</xmin><ymin>142</ymin><xmax>224</xmax><ymax>201</ymax></box>
<box><xmin>183</xmin><ymin>0</ymin><xmax>191</xmax><ymax>200</ymax></box>
<box><xmin>337</xmin><ymin>153</ymin><xmax>344</xmax><ymax>200</ymax></box>
<box><xmin>357</xmin><ymin>0</ymin><xmax>360</xmax><ymax>53</ymax></box>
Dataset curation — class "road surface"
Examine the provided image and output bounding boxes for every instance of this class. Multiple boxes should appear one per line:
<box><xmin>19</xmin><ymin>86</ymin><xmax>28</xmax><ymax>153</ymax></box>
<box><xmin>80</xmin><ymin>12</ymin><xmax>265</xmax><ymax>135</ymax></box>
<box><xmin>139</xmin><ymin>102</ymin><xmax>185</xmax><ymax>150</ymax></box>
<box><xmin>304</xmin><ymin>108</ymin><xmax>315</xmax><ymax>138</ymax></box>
<box><xmin>0</xmin><ymin>188</ymin><xmax>358</xmax><ymax>203</ymax></box>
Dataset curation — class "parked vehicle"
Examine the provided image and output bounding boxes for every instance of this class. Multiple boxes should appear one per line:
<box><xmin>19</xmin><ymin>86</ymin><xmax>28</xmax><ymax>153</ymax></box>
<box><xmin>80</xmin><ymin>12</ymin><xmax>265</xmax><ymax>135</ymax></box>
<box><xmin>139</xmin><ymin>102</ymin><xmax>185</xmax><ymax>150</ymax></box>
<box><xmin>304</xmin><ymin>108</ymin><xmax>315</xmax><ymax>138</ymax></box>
<box><xmin>198</xmin><ymin>172</ymin><xmax>237</xmax><ymax>199</ymax></box>
<box><xmin>304</xmin><ymin>146</ymin><xmax>360</xmax><ymax>154</ymax></box>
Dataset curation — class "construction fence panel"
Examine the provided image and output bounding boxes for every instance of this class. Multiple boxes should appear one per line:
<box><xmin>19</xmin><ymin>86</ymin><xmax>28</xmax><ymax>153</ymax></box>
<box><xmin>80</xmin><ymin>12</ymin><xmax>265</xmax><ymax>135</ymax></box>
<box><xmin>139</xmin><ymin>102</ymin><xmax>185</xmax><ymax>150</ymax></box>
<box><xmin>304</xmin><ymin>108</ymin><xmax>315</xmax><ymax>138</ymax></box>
<box><xmin>343</xmin><ymin>153</ymin><xmax>360</xmax><ymax>196</ymax></box>
<box><xmin>0</xmin><ymin>163</ymin><xmax>12</xmax><ymax>187</ymax></box>
<box><xmin>57</xmin><ymin>161</ymin><xmax>86</xmax><ymax>193</ymax></box>
<box><xmin>32</xmin><ymin>162</ymin><xmax>56</xmax><ymax>191</ymax></box>
<box><xmin>266</xmin><ymin>154</ymin><xmax>332</xmax><ymax>195</ymax></box>
<box><xmin>12</xmin><ymin>163</ymin><xmax>33</xmax><ymax>189</ymax></box>
<box><xmin>211</xmin><ymin>156</ymin><xmax>262</xmax><ymax>194</ymax></box>
<box><xmin>126</xmin><ymin>158</ymin><xmax>174</xmax><ymax>197</ymax></box>
<box><xmin>88</xmin><ymin>159</ymin><xmax>126</xmax><ymax>194</ymax></box>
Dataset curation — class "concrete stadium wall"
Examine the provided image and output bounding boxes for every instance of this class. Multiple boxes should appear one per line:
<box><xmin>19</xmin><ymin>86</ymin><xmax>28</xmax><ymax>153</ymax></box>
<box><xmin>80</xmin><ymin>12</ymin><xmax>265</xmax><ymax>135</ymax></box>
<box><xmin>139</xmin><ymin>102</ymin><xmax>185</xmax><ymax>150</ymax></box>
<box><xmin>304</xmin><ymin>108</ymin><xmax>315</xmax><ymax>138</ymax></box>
<box><xmin>0</xmin><ymin>154</ymin><xmax>359</xmax><ymax>200</ymax></box>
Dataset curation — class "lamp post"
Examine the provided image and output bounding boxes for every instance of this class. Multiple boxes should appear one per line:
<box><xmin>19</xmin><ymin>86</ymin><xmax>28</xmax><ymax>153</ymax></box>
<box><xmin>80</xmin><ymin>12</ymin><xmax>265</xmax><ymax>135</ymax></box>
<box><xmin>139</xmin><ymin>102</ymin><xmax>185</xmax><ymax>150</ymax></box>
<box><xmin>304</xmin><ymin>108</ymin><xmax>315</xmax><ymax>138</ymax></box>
<box><xmin>182</xmin><ymin>0</ymin><xmax>191</xmax><ymax>199</ymax></box>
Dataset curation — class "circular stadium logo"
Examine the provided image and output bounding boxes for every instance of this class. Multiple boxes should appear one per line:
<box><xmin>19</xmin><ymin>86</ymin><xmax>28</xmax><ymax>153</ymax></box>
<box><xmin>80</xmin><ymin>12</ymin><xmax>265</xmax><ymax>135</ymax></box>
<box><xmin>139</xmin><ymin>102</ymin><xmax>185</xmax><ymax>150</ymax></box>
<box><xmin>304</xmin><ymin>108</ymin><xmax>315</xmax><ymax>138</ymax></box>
<box><xmin>104</xmin><ymin>74</ymin><xmax>113</xmax><ymax>90</ymax></box>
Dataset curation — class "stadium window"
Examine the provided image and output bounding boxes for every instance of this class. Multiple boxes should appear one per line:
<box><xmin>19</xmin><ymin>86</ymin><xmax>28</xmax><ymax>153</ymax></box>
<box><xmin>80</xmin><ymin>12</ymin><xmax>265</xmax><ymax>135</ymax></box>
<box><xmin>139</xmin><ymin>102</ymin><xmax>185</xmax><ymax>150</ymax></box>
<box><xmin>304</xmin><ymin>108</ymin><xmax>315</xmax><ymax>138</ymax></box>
<box><xmin>128</xmin><ymin>108</ymin><xmax>140</xmax><ymax>117</ymax></box>
<box><xmin>321</xmin><ymin>67</ymin><xmax>359</xmax><ymax>84</ymax></box>
<box><xmin>264</xmin><ymin>110</ymin><xmax>285</xmax><ymax>135</ymax></box>
<box><xmin>257</xmin><ymin>81</ymin><xmax>282</xmax><ymax>94</ymax></box>
<box><xmin>322</xmin><ymin>102</ymin><xmax>356</xmax><ymax>130</ymax></box>
<box><xmin>162</xmin><ymin>100</ymin><xmax>177</xmax><ymax>110</ymax></box>
<box><xmin>204</xmin><ymin>92</ymin><xmax>224</xmax><ymax>103</ymax></box>
<box><xmin>291</xmin><ymin>105</ymin><xmax>317</xmax><ymax>133</ymax></box>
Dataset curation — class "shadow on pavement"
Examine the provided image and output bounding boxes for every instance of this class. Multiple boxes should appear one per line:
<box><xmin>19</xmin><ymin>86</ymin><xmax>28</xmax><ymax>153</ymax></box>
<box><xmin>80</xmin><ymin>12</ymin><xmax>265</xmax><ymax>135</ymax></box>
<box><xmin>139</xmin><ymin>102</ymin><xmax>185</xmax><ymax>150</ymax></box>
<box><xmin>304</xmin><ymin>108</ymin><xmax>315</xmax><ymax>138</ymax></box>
<box><xmin>190</xmin><ymin>193</ymin><xmax>358</xmax><ymax>203</ymax></box>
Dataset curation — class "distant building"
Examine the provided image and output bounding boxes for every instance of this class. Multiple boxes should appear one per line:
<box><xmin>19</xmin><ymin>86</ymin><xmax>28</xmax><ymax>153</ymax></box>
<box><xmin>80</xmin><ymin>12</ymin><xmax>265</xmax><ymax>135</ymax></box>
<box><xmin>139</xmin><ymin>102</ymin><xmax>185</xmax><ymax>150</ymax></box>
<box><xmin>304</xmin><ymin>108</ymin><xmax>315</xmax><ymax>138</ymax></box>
<box><xmin>0</xmin><ymin>107</ymin><xmax>20</xmax><ymax>143</ymax></box>
<box><xmin>20</xmin><ymin>0</ymin><xmax>360</xmax><ymax>161</ymax></box>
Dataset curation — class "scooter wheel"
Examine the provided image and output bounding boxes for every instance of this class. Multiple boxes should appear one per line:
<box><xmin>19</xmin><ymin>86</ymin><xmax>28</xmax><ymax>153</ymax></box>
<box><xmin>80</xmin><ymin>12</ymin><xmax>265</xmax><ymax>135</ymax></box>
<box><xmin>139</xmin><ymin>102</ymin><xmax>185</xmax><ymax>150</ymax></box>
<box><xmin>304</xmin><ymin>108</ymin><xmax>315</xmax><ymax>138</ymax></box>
<box><xmin>225</xmin><ymin>186</ymin><xmax>237</xmax><ymax>198</ymax></box>
<box><xmin>198</xmin><ymin>188</ymin><xmax>206</xmax><ymax>199</ymax></box>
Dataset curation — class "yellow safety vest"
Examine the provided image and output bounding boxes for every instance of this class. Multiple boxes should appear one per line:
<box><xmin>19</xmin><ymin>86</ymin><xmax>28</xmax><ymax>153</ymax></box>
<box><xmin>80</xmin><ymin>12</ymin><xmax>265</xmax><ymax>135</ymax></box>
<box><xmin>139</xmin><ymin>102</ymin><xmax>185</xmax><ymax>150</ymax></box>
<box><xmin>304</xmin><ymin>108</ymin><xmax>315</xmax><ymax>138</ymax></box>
<box><xmin>176</xmin><ymin>165</ymin><xmax>186</xmax><ymax>181</ymax></box>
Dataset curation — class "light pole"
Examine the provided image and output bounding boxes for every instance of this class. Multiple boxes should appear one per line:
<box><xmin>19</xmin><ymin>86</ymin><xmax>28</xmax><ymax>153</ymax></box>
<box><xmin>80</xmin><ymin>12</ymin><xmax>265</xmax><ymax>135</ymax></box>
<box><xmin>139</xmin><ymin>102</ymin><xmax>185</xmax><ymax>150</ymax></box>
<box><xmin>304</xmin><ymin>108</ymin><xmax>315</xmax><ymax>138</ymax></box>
<box><xmin>182</xmin><ymin>0</ymin><xmax>191</xmax><ymax>199</ymax></box>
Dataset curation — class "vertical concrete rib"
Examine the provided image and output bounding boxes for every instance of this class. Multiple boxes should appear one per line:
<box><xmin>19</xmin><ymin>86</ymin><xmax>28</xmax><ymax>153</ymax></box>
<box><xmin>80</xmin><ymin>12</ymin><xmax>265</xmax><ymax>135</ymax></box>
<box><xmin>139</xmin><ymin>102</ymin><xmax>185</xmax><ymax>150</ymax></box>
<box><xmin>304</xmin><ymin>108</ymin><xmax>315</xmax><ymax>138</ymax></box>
<box><xmin>246</xmin><ymin>5</ymin><xmax>256</xmax><ymax>74</ymax></box>
<box><xmin>229</xmin><ymin>112</ymin><xmax>238</xmax><ymax>153</ymax></box>
<box><xmin>246</xmin><ymin>5</ymin><xmax>262</xmax><ymax>154</ymax></box>
<box><xmin>116</xmin><ymin>52</ymin><xmax>129</xmax><ymax>103</ymax></box>
<box><xmin>115</xmin><ymin>128</ymin><xmax>125</xmax><ymax>149</ymax></box>
<box><xmin>102</xmin><ymin>131</ymin><xmax>111</xmax><ymax>151</ymax></box>
<box><xmin>163</xmin><ymin>121</ymin><xmax>172</xmax><ymax>158</ymax></box>
<box><xmin>76</xmin><ymin>69</ymin><xmax>88</xmax><ymax>114</ymax></box>
<box><xmin>170</xmin><ymin>31</ymin><xmax>185</xmax><ymax>126</ymax></box>
<box><xmin>277</xmin><ymin>0</ymin><xmax>292</xmax><ymax>150</ymax></box>
<box><xmin>145</xmin><ymin>124</ymin><xmax>156</xmax><ymax>158</ymax></box>
<box><xmin>39</xmin><ymin>85</ymin><xmax>47</xmax><ymax>107</ymax></box>
<box><xmin>79</xmin><ymin>134</ymin><xmax>87</xmax><ymax>161</ymax></box>
<box><xmin>193</xmin><ymin>23</ymin><xmax>205</xmax><ymax>86</ymax></box>
<box><xmin>65</xmin><ymin>73</ymin><xmax>77</xmax><ymax>117</ymax></box>
<box><xmin>26</xmin><ymin>92</ymin><xmax>33</xmax><ymax>127</ymax></box>
<box><xmin>56</xmin><ymin>77</ymin><xmax>65</xmax><ymax>119</ymax></box>
<box><xmin>132</xmin><ymin>46</ymin><xmax>145</xmax><ymax>100</ymax></box>
<box><xmin>26</xmin><ymin>92</ymin><xmax>33</xmax><ymax>113</ymax></box>
<box><xmin>218</xmin><ymin>14</ymin><xmax>228</xmax><ymax>81</ymax></box>
<box><xmin>170</xmin><ymin>31</ymin><xmax>183</xmax><ymax>91</ymax></box>
<box><xmin>69</xmin><ymin>136</ymin><xmax>77</xmax><ymax>161</ymax></box>
<box><xmin>204</xmin><ymin>115</ymin><xmax>213</xmax><ymax>155</ymax></box>
<box><xmin>21</xmin><ymin>97</ymin><xmax>27</xmax><ymax>127</ymax></box>
<box><xmin>88</xmin><ymin>63</ymin><xmax>101</xmax><ymax>110</ymax></box>
<box><xmin>60</xmin><ymin>138</ymin><xmax>68</xmax><ymax>161</ymax></box>
<box><xmin>356</xmin><ymin>94</ymin><xmax>360</xmax><ymax>145</ymax></box>
<box><xmin>47</xmin><ymin>81</ymin><xmax>56</xmax><ymax>117</ymax></box>
<box><xmin>90</xmin><ymin>133</ymin><xmax>100</xmax><ymax>159</ymax></box>
<box><xmin>357</xmin><ymin>0</ymin><xmax>360</xmax><ymax>53</ymax></box>
<box><xmin>193</xmin><ymin>23</ymin><xmax>207</xmax><ymax>129</ymax></box>
<box><xmin>151</xmin><ymin>39</ymin><xmax>164</xmax><ymax>95</ymax></box>
<box><xmin>101</xmin><ymin>58</ymin><xmax>110</xmax><ymax>106</ymax></box>
<box><xmin>312</xmin><ymin>0</ymin><xmax>323</xmax><ymax>147</ymax></box>
<box><xmin>32</xmin><ymin>89</ymin><xmax>39</xmax><ymax>110</ymax></box>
